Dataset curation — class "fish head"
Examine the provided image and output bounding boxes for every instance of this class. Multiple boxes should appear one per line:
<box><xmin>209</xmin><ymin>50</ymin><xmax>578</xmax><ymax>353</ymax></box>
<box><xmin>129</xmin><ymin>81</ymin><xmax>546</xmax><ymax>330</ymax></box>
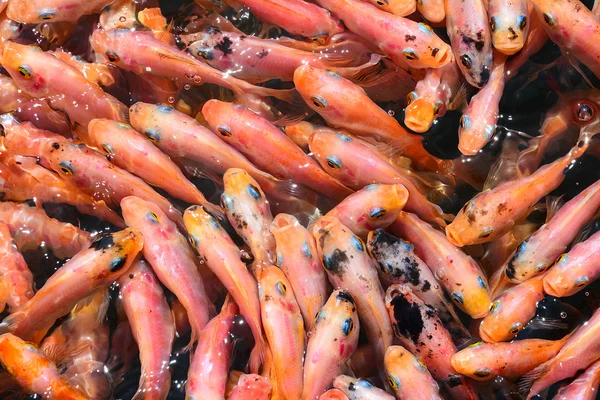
<box><xmin>404</xmin><ymin>96</ymin><xmax>437</xmax><ymax>133</ymax></box>
<box><xmin>333</xmin><ymin>376</ymin><xmax>376</xmax><ymax>396</ymax></box>
<box><xmin>320</xmin><ymin>289</ymin><xmax>359</xmax><ymax>353</ymax></box>
<box><xmin>128</xmin><ymin>102</ymin><xmax>171</xmax><ymax>144</ymax></box>
<box><xmin>308</xmin><ymin>128</ymin><xmax>360</xmax><ymax>188</ymax></box>
<box><xmin>543</xmin><ymin>271</ymin><xmax>587</xmax><ymax>298</ymax></box>
<box><xmin>91</xmin><ymin>28</ymin><xmax>128</xmax><ymax>68</ymax></box>
<box><xmin>184</xmin><ymin>203</ymin><xmax>228</xmax><ymax>247</ymax></box>
<box><xmin>6</xmin><ymin>0</ymin><xmax>58</xmax><ymax>24</ymax></box>
<box><xmin>258</xmin><ymin>265</ymin><xmax>296</xmax><ymax>307</ymax></box>
<box><xmin>360</xmin><ymin>183</ymin><xmax>409</xmax><ymax>228</ymax></box>
<box><xmin>1</xmin><ymin>42</ymin><xmax>52</xmax><ymax>97</ymax></box>
<box><xmin>0</xmin><ymin>334</ymin><xmax>49</xmax><ymax>376</ymax></box>
<box><xmin>293</xmin><ymin>64</ymin><xmax>342</xmax><ymax>116</ymax></box>
<box><xmin>201</xmin><ymin>99</ymin><xmax>237</xmax><ymax>138</ymax></box>
<box><xmin>458</xmin><ymin>114</ymin><xmax>496</xmax><ymax>156</ymax></box>
<box><xmin>458</xmin><ymin>268</ymin><xmax>492</xmax><ymax>319</ymax></box>
<box><xmin>457</xmin><ymin>45</ymin><xmax>493</xmax><ymax>89</ymax></box>
<box><xmin>88</xmin><ymin>228</ymin><xmax>144</xmax><ymax>281</ymax></box>
<box><xmin>490</xmin><ymin>14</ymin><xmax>528</xmax><ymax>55</ymax></box>
<box><xmin>120</xmin><ymin>196</ymin><xmax>177</xmax><ymax>237</ymax></box>
<box><xmin>184</xmin><ymin>26</ymin><xmax>225</xmax><ymax>61</ymax></box>
<box><xmin>450</xmin><ymin>342</ymin><xmax>494</xmax><ymax>381</ymax></box>
<box><xmin>223</xmin><ymin>168</ymin><xmax>266</xmax><ymax>205</ymax></box>
<box><xmin>446</xmin><ymin>198</ymin><xmax>508</xmax><ymax>246</ymax></box>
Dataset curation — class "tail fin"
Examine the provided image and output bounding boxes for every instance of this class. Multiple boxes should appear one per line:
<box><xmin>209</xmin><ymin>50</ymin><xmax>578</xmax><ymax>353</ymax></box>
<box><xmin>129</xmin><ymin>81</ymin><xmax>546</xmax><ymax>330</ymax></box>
<box><xmin>248</xmin><ymin>334</ymin><xmax>266</xmax><ymax>375</ymax></box>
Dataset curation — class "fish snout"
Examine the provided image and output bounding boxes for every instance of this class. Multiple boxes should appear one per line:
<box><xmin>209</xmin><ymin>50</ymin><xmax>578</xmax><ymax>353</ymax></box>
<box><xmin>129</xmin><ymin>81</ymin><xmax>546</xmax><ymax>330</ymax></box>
<box><xmin>404</xmin><ymin>99</ymin><xmax>435</xmax><ymax>133</ymax></box>
<box><xmin>445</xmin><ymin>225</ymin><xmax>464</xmax><ymax>247</ymax></box>
<box><xmin>478</xmin><ymin>66</ymin><xmax>491</xmax><ymax>88</ymax></box>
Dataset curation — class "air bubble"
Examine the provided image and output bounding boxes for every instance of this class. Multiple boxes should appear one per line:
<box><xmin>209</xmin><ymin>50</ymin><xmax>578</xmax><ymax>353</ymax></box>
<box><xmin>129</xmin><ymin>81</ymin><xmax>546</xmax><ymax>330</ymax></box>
<box><xmin>560</xmin><ymin>311</ymin><xmax>567</xmax><ymax>319</ymax></box>
<box><xmin>184</xmin><ymin>84</ymin><xmax>191</xmax><ymax>90</ymax></box>
<box><xmin>168</xmin><ymin>96</ymin><xmax>175</xmax><ymax>104</ymax></box>
<box><xmin>388</xmin><ymin>110</ymin><xmax>395</xmax><ymax>117</ymax></box>
<box><xmin>119</xmin><ymin>16</ymin><xmax>126</xmax><ymax>22</ymax></box>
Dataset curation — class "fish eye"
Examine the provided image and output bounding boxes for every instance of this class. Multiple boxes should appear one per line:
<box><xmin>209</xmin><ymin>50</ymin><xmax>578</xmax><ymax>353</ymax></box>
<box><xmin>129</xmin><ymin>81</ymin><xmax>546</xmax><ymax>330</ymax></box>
<box><xmin>459</xmin><ymin>115</ymin><xmax>470</xmax><ymax>129</ymax></box>
<box><xmin>402</xmin><ymin>48</ymin><xmax>419</xmax><ymax>61</ymax></box>
<box><xmin>105</xmin><ymin>52</ymin><xmax>120</xmax><ymax>63</ymax></box>
<box><xmin>415</xmin><ymin>358</ymin><xmax>427</xmax><ymax>371</ymax></box>
<box><xmin>477</xmin><ymin>276</ymin><xmax>487</xmax><ymax>289</ymax></box>
<box><xmin>557</xmin><ymin>253</ymin><xmax>568</xmax><ymax>264</ymax></box>
<box><xmin>325</xmin><ymin>69</ymin><xmax>340</xmax><ymax>78</ymax></box>
<box><xmin>337</xmin><ymin>133</ymin><xmax>352</xmax><ymax>142</ymax></box>
<box><xmin>575</xmin><ymin>276</ymin><xmax>589</xmax><ymax>287</ymax></box>
<box><xmin>115</xmin><ymin>122</ymin><xmax>131</xmax><ymax>129</ymax></box>
<box><xmin>217</xmin><ymin>126</ymin><xmax>232</xmax><ymax>137</ymax></box>
<box><xmin>101</xmin><ymin>143</ymin><xmax>114</xmax><ymax>155</ymax></box>
<box><xmin>58</xmin><ymin>161</ymin><xmax>74</xmax><ymax>176</ymax></box>
<box><xmin>358</xmin><ymin>379</ymin><xmax>373</xmax><ymax>388</ymax></box>
<box><xmin>144</xmin><ymin>130</ymin><xmax>160</xmax><ymax>143</ymax></box>
<box><xmin>336</xmin><ymin>290</ymin><xmax>355</xmax><ymax>304</ymax></box>
<box><xmin>38</xmin><ymin>9</ymin><xmax>56</xmax><ymax>20</ymax></box>
<box><xmin>543</xmin><ymin>13</ymin><xmax>556</xmax><ymax>27</ymax></box>
<box><xmin>474</xmin><ymin>368</ymin><xmax>492</xmax><ymax>378</ymax></box>
<box><xmin>369</xmin><ymin>207</ymin><xmax>386</xmax><ymax>219</ymax></box>
<box><xmin>351</xmin><ymin>236</ymin><xmax>364</xmax><ymax>252</ymax></box>
<box><xmin>489</xmin><ymin>16</ymin><xmax>497</xmax><ymax>32</ymax></box>
<box><xmin>461</xmin><ymin>201</ymin><xmax>472</xmax><ymax>213</ymax></box>
<box><xmin>451</xmin><ymin>292</ymin><xmax>464</xmax><ymax>304</ymax></box>
<box><xmin>489</xmin><ymin>300</ymin><xmax>501</xmax><ymax>314</ymax></box>
<box><xmin>146</xmin><ymin>211</ymin><xmax>159</xmax><ymax>223</ymax></box>
<box><xmin>310</xmin><ymin>96</ymin><xmax>327</xmax><ymax>109</ymax></box>
<box><xmin>326</xmin><ymin>156</ymin><xmax>342</xmax><ymax>169</ymax></box>
<box><xmin>247</xmin><ymin>184</ymin><xmax>262</xmax><ymax>199</ymax></box>
<box><xmin>220</xmin><ymin>194</ymin><xmax>230</xmax><ymax>211</ymax></box>
<box><xmin>509</xmin><ymin>323</ymin><xmax>523</xmax><ymax>335</ymax></box>
<box><xmin>460</xmin><ymin>54</ymin><xmax>472</xmax><ymax>69</ymax></box>
<box><xmin>315</xmin><ymin>310</ymin><xmax>322</xmax><ymax>323</ymax></box>
<box><xmin>275</xmin><ymin>281</ymin><xmax>287</xmax><ymax>295</ymax></box>
<box><xmin>518</xmin><ymin>15</ymin><xmax>527</xmax><ymax>30</ymax></box>
<box><xmin>342</xmin><ymin>317</ymin><xmax>354</xmax><ymax>336</ymax></box>
<box><xmin>535</xmin><ymin>263</ymin><xmax>549</xmax><ymax>273</ymax></box>
<box><xmin>478</xmin><ymin>228</ymin><xmax>493</xmax><ymax>238</ymax></box>
<box><xmin>577</xmin><ymin>104</ymin><xmax>594</xmax><ymax>122</ymax></box>
<box><xmin>376</xmin><ymin>0</ymin><xmax>385</xmax><ymax>5</ymax></box>
<box><xmin>433</xmin><ymin>100</ymin><xmax>443</xmax><ymax>115</ymax></box>
<box><xmin>417</xmin><ymin>23</ymin><xmax>433</xmax><ymax>34</ymax></box>
<box><xmin>388</xmin><ymin>375</ymin><xmax>400</xmax><ymax>390</ymax></box>
<box><xmin>110</xmin><ymin>256</ymin><xmax>127</xmax><ymax>272</ymax></box>
<box><xmin>156</xmin><ymin>104</ymin><xmax>173</xmax><ymax>113</ymax></box>
<box><xmin>17</xmin><ymin>65</ymin><xmax>33</xmax><ymax>79</ymax></box>
<box><xmin>301</xmin><ymin>242</ymin><xmax>312</xmax><ymax>258</ymax></box>
<box><xmin>407</xmin><ymin>91</ymin><xmax>418</xmax><ymax>104</ymax></box>
<box><xmin>197</xmin><ymin>49</ymin><xmax>214</xmax><ymax>60</ymax></box>
<box><xmin>188</xmin><ymin>234</ymin><xmax>198</xmax><ymax>248</ymax></box>
<box><xmin>468</xmin><ymin>341</ymin><xmax>484</xmax><ymax>348</ymax></box>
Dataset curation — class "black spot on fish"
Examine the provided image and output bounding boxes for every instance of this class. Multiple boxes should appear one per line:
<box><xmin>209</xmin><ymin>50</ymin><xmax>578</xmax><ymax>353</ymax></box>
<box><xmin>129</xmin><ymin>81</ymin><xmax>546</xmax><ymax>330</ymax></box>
<box><xmin>348</xmin><ymin>382</ymin><xmax>356</xmax><ymax>391</ymax></box>
<box><xmin>461</xmin><ymin>35</ymin><xmax>485</xmax><ymax>52</ymax></box>
<box><xmin>110</xmin><ymin>257</ymin><xmax>127</xmax><ymax>272</ymax></box>
<box><xmin>446</xmin><ymin>375</ymin><xmax>463</xmax><ymax>387</ymax></box>
<box><xmin>402</xmin><ymin>256</ymin><xmax>421</xmax><ymax>286</ymax></box>
<box><xmin>129</xmin><ymin>274</ymin><xmax>134</xmax><ymax>279</ymax></box>
<box><xmin>52</xmin><ymin>142</ymin><xmax>60</xmax><ymax>150</ymax></box>
<box><xmin>231</xmin><ymin>212</ymin><xmax>248</xmax><ymax>230</ymax></box>
<box><xmin>215</xmin><ymin>36</ymin><xmax>233</xmax><ymax>56</ymax></box>
<box><xmin>431</xmin><ymin>47</ymin><xmax>439</xmax><ymax>57</ymax></box>
<box><xmin>323</xmin><ymin>249</ymin><xmax>349</xmax><ymax>277</ymax></box>
<box><xmin>391</xmin><ymin>293</ymin><xmax>424</xmax><ymax>344</ymax></box>
<box><xmin>405</xmin><ymin>34</ymin><xmax>416</xmax><ymax>42</ymax></box>
<box><xmin>24</xmin><ymin>199</ymin><xmax>36</xmax><ymax>207</ymax></box>
<box><xmin>90</xmin><ymin>233</ymin><xmax>115</xmax><ymax>250</ymax></box>
<box><xmin>239</xmin><ymin>35</ymin><xmax>247</xmax><ymax>40</ymax></box>
<box><xmin>508</xmin><ymin>27</ymin><xmax>518</xmax><ymax>40</ymax></box>
<box><xmin>206</xmin><ymin>26</ymin><xmax>221</xmax><ymax>35</ymax></box>
<box><xmin>257</xmin><ymin>49</ymin><xmax>269</xmax><ymax>58</ymax></box>
<box><xmin>336</xmin><ymin>290</ymin><xmax>355</xmax><ymax>304</ymax></box>
<box><xmin>578</xmin><ymin>140</ymin><xmax>585</xmax><ymax>147</ymax></box>
<box><xmin>480</xmin><ymin>67</ymin><xmax>491</xmax><ymax>86</ymax></box>
<box><xmin>422</xmin><ymin>280</ymin><xmax>431</xmax><ymax>292</ymax></box>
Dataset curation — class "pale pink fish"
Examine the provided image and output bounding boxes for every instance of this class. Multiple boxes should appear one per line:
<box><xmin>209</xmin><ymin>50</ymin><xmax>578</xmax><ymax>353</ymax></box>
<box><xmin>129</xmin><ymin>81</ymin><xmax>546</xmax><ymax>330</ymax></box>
<box><xmin>321</xmin><ymin>389</ymin><xmax>350</xmax><ymax>400</ymax></box>
<box><xmin>529</xmin><ymin>0</ymin><xmax>600</xmax><ymax>78</ymax></box>
<box><xmin>503</xmin><ymin>179</ymin><xmax>600</xmax><ymax>283</ymax></box>
<box><xmin>445</xmin><ymin>0</ymin><xmax>493</xmax><ymax>87</ymax></box>
<box><xmin>106</xmin><ymin>300</ymin><xmax>138</xmax><ymax>387</ymax></box>
<box><xmin>270</xmin><ymin>214</ymin><xmax>328</xmax><ymax>331</ymax></box>
<box><xmin>234</xmin><ymin>0</ymin><xmax>343</xmax><ymax>38</ymax></box>
<box><xmin>0</xmin><ymin>229</ymin><xmax>142</xmax><ymax>344</ymax></box>
<box><xmin>183</xmin><ymin>205</ymin><xmax>265</xmax><ymax>374</ymax></box>
<box><xmin>505</xmin><ymin>11</ymin><xmax>548</xmax><ymax>76</ymax></box>
<box><xmin>99</xmin><ymin>0</ymin><xmax>137</xmax><ymax>29</ymax></box>
<box><xmin>228</xmin><ymin>374</ymin><xmax>272</xmax><ymax>400</ymax></box>
<box><xmin>390</xmin><ymin>212</ymin><xmax>491</xmax><ymax>318</ymax></box>
<box><xmin>0</xmin><ymin>201</ymin><xmax>91</xmax><ymax>259</ymax></box>
<box><xmin>0</xmin><ymin>222</ymin><xmax>33</xmax><ymax>313</ymax></box>
<box><xmin>120</xmin><ymin>196</ymin><xmax>211</xmax><ymax>349</ymax></box>
<box><xmin>446</xmin><ymin>121</ymin><xmax>600</xmax><ymax>246</ymax></box>
<box><xmin>404</xmin><ymin>57</ymin><xmax>463</xmax><ymax>133</ymax></box>
<box><xmin>0</xmin><ymin>333</ymin><xmax>88</xmax><ymax>400</ymax></box>
<box><xmin>308</xmin><ymin>129</ymin><xmax>450</xmax><ymax>227</ymax></box>
<box><xmin>479</xmin><ymin>275</ymin><xmax>545</xmax><ymax>343</ymax></box>
<box><xmin>118</xmin><ymin>257</ymin><xmax>175</xmax><ymax>400</ymax></box>
<box><xmin>324</xmin><ymin>184</ymin><xmax>408</xmax><ymax>238</ymax></box>
<box><xmin>40</xmin><ymin>290</ymin><xmax>111</xmax><ymax>400</ymax></box>
<box><xmin>316</xmin><ymin>0</ymin><xmax>451</xmax><ymax>69</ymax></box>
<box><xmin>0</xmin><ymin>151</ymin><xmax>124</xmax><ymax>227</ymax></box>
<box><xmin>366</xmin><ymin>229</ymin><xmax>469</xmax><ymax>337</ymax></box>
<box><xmin>359</xmin><ymin>0</ymin><xmax>415</xmax><ymax>16</ymax></box>
<box><xmin>384</xmin><ymin>345</ymin><xmax>442</xmax><ymax>400</ymax></box>
<box><xmin>51</xmin><ymin>49</ymin><xmax>120</xmax><ymax>87</ymax></box>
<box><xmin>451</xmin><ymin>336</ymin><xmax>570</xmax><ymax>381</ymax></box>
<box><xmin>202</xmin><ymin>100</ymin><xmax>353</xmax><ymax>201</ymax></box>
<box><xmin>302</xmin><ymin>289</ymin><xmax>360</xmax><ymax>400</ymax></box>
<box><xmin>488</xmin><ymin>0</ymin><xmax>530</xmax><ymax>55</ymax></box>
<box><xmin>90</xmin><ymin>28</ymin><xmax>296</xmax><ymax>104</ymax></box>
<box><xmin>6</xmin><ymin>0</ymin><xmax>113</xmax><ymax>23</ymax></box>
<box><xmin>385</xmin><ymin>285</ymin><xmax>477</xmax><ymax>400</ymax></box>
<box><xmin>1</xmin><ymin>42</ymin><xmax>129</xmax><ymax>127</ymax></box>
<box><xmin>554</xmin><ymin>359</ymin><xmax>600</xmax><ymax>400</ymax></box>
<box><xmin>312</xmin><ymin>216</ymin><xmax>392</xmax><ymax>374</ymax></box>
<box><xmin>186</xmin><ymin>296</ymin><xmax>238</xmax><ymax>400</ymax></box>
<box><xmin>544</xmin><ymin>228</ymin><xmax>600</xmax><ymax>297</ymax></box>
<box><xmin>458</xmin><ymin>55</ymin><xmax>507</xmax><ymax>155</ymax></box>
<box><xmin>85</xmin><ymin>118</ymin><xmax>221</xmax><ymax>216</ymax></box>
<box><xmin>525</xmin><ymin>307</ymin><xmax>600</xmax><ymax>399</ymax></box>
<box><xmin>259</xmin><ymin>266</ymin><xmax>305</xmax><ymax>400</ymax></box>
<box><xmin>417</xmin><ymin>0</ymin><xmax>445</xmax><ymax>23</ymax></box>
<box><xmin>334</xmin><ymin>375</ymin><xmax>394</xmax><ymax>400</ymax></box>
<box><xmin>181</xmin><ymin>27</ymin><xmax>354</xmax><ymax>84</ymax></box>
<box><xmin>222</xmin><ymin>168</ymin><xmax>276</xmax><ymax>271</ymax></box>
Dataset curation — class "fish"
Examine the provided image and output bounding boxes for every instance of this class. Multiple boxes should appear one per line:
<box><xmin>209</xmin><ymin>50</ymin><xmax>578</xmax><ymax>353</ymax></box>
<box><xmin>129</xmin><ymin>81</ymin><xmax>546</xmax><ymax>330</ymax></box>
<box><xmin>308</xmin><ymin>128</ymin><xmax>450</xmax><ymax>226</ymax></box>
<box><xmin>450</xmin><ymin>336</ymin><xmax>570</xmax><ymax>381</ymax></box>
<box><xmin>181</xmin><ymin>27</ymin><xmax>354</xmax><ymax>84</ymax></box>
<box><xmin>105</xmin><ymin>299</ymin><xmax>137</xmax><ymax>387</ymax></box>
<box><xmin>270</xmin><ymin>214</ymin><xmax>329</xmax><ymax>331</ymax></box>
<box><xmin>479</xmin><ymin>275</ymin><xmax>545</xmax><ymax>343</ymax></box>
<box><xmin>120</xmin><ymin>196</ymin><xmax>212</xmax><ymax>349</ymax></box>
<box><xmin>488</xmin><ymin>0</ymin><xmax>530</xmax><ymax>55</ymax></box>
<box><xmin>0</xmin><ymin>201</ymin><xmax>91</xmax><ymax>259</ymax></box>
<box><xmin>445</xmin><ymin>0</ymin><xmax>493</xmax><ymax>87</ymax></box>
<box><xmin>183</xmin><ymin>205</ymin><xmax>266</xmax><ymax>374</ymax></box>
<box><xmin>384</xmin><ymin>345</ymin><xmax>442</xmax><ymax>400</ymax></box>
<box><xmin>85</xmin><ymin>118</ymin><xmax>221</xmax><ymax>216</ymax></box>
<box><xmin>458</xmin><ymin>54</ymin><xmax>507</xmax><ymax>155</ymax></box>
<box><xmin>0</xmin><ymin>333</ymin><xmax>88</xmax><ymax>399</ymax></box>
<box><xmin>529</xmin><ymin>0</ymin><xmax>600</xmax><ymax>78</ymax></box>
<box><xmin>312</xmin><ymin>216</ymin><xmax>393</xmax><ymax>376</ymax></box>
<box><xmin>524</xmin><ymin>307</ymin><xmax>600</xmax><ymax>399</ymax></box>
<box><xmin>390</xmin><ymin>212</ymin><xmax>491</xmax><ymax>318</ymax></box>
<box><xmin>316</xmin><ymin>0</ymin><xmax>451</xmax><ymax>69</ymax></box>
<box><xmin>321</xmin><ymin>389</ymin><xmax>350</xmax><ymax>400</ymax></box>
<box><xmin>90</xmin><ymin>28</ymin><xmax>297</xmax><ymax>104</ymax></box>
<box><xmin>118</xmin><ymin>257</ymin><xmax>175</xmax><ymax>400</ymax></box>
<box><xmin>6</xmin><ymin>0</ymin><xmax>114</xmax><ymax>23</ymax></box>
<box><xmin>228</xmin><ymin>374</ymin><xmax>272</xmax><ymax>400</ymax></box>
<box><xmin>258</xmin><ymin>266</ymin><xmax>305</xmax><ymax>400</ymax></box>
<box><xmin>222</xmin><ymin>168</ymin><xmax>276</xmax><ymax>270</ymax></box>
<box><xmin>366</xmin><ymin>229</ymin><xmax>469</xmax><ymax>338</ymax></box>
<box><xmin>302</xmin><ymin>289</ymin><xmax>360</xmax><ymax>400</ymax></box>
<box><xmin>0</xmin><ymin>9</ymin><xmax>21</xmax><ymax>49</ymax></box>
<box><xmin>0</xmin><ymin>222</ymin><xmax>33</xmax><ymax>313</ymax></box>
<box><xmin>0</xmin><ymin>75</ymin><xmax>30</xmax><ymax>113</ymax></box>
<box><xmin>294</xmin><ymin>65</ymin><xmax>450</xmax><ymax>174</ymax></box>
<box><xmin>360</xmin><ymin>0</ymin><xmax>416</xmax><ymax>16</ymax></box>
<box><xmin>202</xmin><ymin>100</ymin><xmax>353</xmax><ymax>201</ymax></box>
<box><xmin>417</xmin><ymin>0</ymin><xmax>445</xmax><ymax>23</ymax></box>
<box><xmin>446</xmin><ymin>121</ymin><xmax>600</xmax><ymax>246</ymax></box>
<box><xmin>404</xmin><ymin>57</ymin><xmax>463</xmax><ymax>133</ymax></box>
<box><xmin>0</xmin><ymin>229</ymin><xmax>142</xmax><ymax>343</ymax></box>
<box><xmin>40</xmin><ymin>290</ymin><xmax>111</xmax><ymax>400</ymax></box>
<box><xmin>186</xmin><ymin>295</ymin><xmax>238</xmax><ymax>400</ymax></box>
<box><xmin>1</xmin><ymin>42</ymin><xmax>129</xmax><ymax>127</ymax></box>
<box><xmin>385</xmin><ymin>285</ymin><xmax>477</xmax><ymax>400</ymax></box>
<box><xmin>323</xmin><ymin>184</ymin><xmax>409</xmax><ymax>238</ymax></box>
<box><xmin>553</xmin><ymin>359</ymin><xmax>600</xmax><ymax>400</ymax></box>
<box><xmin>283</xmin><ymin>121</ymin><xmax>319</xmax><ymax>151</ymax></box>
<box><xmin>333</xmin><ymin>375</ymin><xmax>395</xmax><ymax>399</ymax></box>
<box><xmin>543</xmin><ymin>227</ymin><xmax>600</xmax><ymax>297</ymax></box>
<box><xmin>51</xmin><ymin>49</ymin><xmax>120</xmax><ymax>87</ymax></box>
<box><xmin>504</xmin><ymin>11</ymin><xmax>548</xmax><ymax>76</ymax></box>
<box><xmin>99</xmin><ymin>0</ymin><xmax>137</xmax><ymax>29</ymax></box>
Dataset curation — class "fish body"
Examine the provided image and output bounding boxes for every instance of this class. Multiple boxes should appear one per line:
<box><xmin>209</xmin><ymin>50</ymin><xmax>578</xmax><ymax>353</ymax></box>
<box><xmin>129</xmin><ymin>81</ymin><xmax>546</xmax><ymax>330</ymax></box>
<box><xmin>554</xmin><ymin>359</ymin><xmax>600</xmax><ymax>400</ymax></box>
<box><xmin>488</xmin><ymin>0</ymin><xmax>530</xmax><ymax>55</ymax></box>
<box><xmin>417</xmin><ymin>0</ymin><xmax>445</xmax><ymax>23</ymax></box>
<box><xmin>302</xmin><ymin>290</ymin><xmax>360</xmax><ymax>400</ymax></box>
<box><xmin>0</xmin><ymin>222</ymin><xmax>33</xmax><ymax>313</ymax></box>
<box><xmin>384</xmin><ymin>345</ymin><xmax>442</xmax><ymax>400</ymax></box>
<box><xmin>333</xmin><ymin>375</ymin><xmax>394</xmax><ymax>399</ymax></box>
<box><xmin>228</xmin><ymin>374</ymin><xmax>271</xmax><ymax>400</ymax></box>
<box><xmin>7</xmin><ymin>0</ymin><xmax>114</xmax><ymax>23</ymax></box>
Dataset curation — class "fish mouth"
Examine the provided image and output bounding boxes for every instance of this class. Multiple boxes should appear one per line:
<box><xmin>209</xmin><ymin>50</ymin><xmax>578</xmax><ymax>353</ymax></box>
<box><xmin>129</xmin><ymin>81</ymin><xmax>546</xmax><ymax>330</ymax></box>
<box><xmin>478</xmin><ymin>324</ymin><xmax>495</xmax><ymax>343</ymax></box>
<box><xmin>271</xmin><ymin>214</ymin><xmax>295</xmax><ymax>233</ymax></box>
<box><xmin>389</xmin><ymin>184</ymin><xmax>409</xmax><ymax>207</ymax></box>
<box><xmin>434</xmin><ymin>46</ymin><xmax>452</xmax><ymax>67</ymax></box>
<box><xmin>542</xmin><ymin>277</ymin><xmax>563</xmax><ymax>297</ymax></box>
<box><xmin>404</xmin><ymin>99</ymin><xmax>435</xmax><ymax>133</ymax></box>
<box><xmin>458</xmin><ymin>137</ymin><xmax>482</xmax><ymax>156</ymax></box>
<box><xmin>445</xmin><ymin>225</ymin><xmax>463</xmax><ymax>247</ymax></box>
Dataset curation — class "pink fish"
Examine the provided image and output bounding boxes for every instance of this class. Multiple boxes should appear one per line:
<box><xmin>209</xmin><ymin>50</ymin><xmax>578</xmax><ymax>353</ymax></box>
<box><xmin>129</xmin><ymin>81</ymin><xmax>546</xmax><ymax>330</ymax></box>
<box><xmin>321</xmin><ymin>389</ymin><xmax>350</xmax><ymax>400</ymax></box>
<box><xmin>333</xmin><ymin>375</ymin><xmax>394</xmax><ymax>399</ymax></box>
<box><xmin>7</xmin><ymin>0</ymin><xmax>114</xmax><ymax>23</ymax></box>
<box><xmin>417</xmin><ymin>0</ymin><xmax>445</xmax><ymax>23</ymax></box>
<box><xmin>118</xmin><ymin>257</ymin><xmax>175</xmax><ymax>400</ymax></box>
<box><xmin>505</xmin><ymin>11</ymin><xmax>548</xmax><ymax>76</ymax></box>
<box><xmin>228</xmin><ymin>374</ymin><xmax>272</xmax><ymax>400</ymax></box>
<box><xmin>554</xmin><ymin>359</ymin><xmax>600</xmax><ymax>400</ymax></box>
<box><xmin>488</xmin><ymin>0</ymin><xmax>530</xmax><ymax>55</ymax></box>
<box><xmin>0</xmin><ymin>222</ymin><xmax>33</xmax><ymax>313</ymax></box>
<box><xmin>360</xmin><ymin>0</ymin><xmax>415</xmax><ymax>16</ymax></box>
<box><xmin>384</xmin><ymin>345</ymin><xmax>442</xmax><ymax>400</ymax></box>
<box><xmin>121</xmin><ymin>196</ymin><xmax>212</xmax><ymax>349</ymax></box>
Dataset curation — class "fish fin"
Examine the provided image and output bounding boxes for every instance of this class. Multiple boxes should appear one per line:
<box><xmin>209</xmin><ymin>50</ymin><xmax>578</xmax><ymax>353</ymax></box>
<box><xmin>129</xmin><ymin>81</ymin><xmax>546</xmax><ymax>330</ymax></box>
<box><xmin>519</xmin><ymin>361</ymin><xmax>550</xmax><ymax>392</ymax></box>
<box><xmin>106</xmin><ymin>95</ymin><xmax>130</xmax><ymax>125</ymax></box>
<box><xmin>336</xmin><ymin>54</ymin><xmax>384</xmax><ymax>82</ymax></box>
<box><xmin>490</xmin><ymin>268</ymin><xmax>515</xmax><ymax>298</ymax></box>
<box><xmin>43</xmin><ymin>338</ymin><xmax>91</xmax><ymax>369</ymax></box>
<box><xmin>526</xmin><ymin>317</ymin><xmax>569</xmax><ymax>331</ymax></box>
<box><xmin>272</xmin><ymin>112</ymin><xmax>309</xmax><ymax>127</ymax></box>
<box><xmin>545</xmin><ymin>195</ymin><xmax>564</xmax><ymax>223</ymax></box>
<box><xmin>448</xmin><ymin>82</ymin><xmax>469</xmax><ymax>112</ymax></box>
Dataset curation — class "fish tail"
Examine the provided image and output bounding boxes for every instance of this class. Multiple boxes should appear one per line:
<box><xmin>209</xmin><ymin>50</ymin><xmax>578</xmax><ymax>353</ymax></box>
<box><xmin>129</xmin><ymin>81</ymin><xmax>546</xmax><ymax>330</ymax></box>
<box><xmin>249</xmin><ymin>333</ymin><xmax>266</xmax><ymax>375</ymax></box>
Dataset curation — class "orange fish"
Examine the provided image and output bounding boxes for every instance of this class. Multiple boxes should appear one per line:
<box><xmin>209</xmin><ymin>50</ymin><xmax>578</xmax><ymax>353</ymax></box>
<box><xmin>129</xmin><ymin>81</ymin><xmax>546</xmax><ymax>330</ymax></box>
<box><xmin>320</xmin><ymin>389</ymin><xmax>350</xmax><ymax>400</ymax></box>
<box><xmin>488</xmin><ymin>0</ymin><xmax>530</xmax><ymax>55</ymax></box>
<box><xmin>228</xmin><ymin>374</ymin><xmax>272</xmax><ymax>400</ymax></box>
<box><xmin>7</xmin><ymin>0</ymin><xmax>113</xmax><ymax>23</ymax></box>
<box><xmin>384</xmin><ymin>345</ymin><xmax>442</xmax><ymax>400</ymax></box>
